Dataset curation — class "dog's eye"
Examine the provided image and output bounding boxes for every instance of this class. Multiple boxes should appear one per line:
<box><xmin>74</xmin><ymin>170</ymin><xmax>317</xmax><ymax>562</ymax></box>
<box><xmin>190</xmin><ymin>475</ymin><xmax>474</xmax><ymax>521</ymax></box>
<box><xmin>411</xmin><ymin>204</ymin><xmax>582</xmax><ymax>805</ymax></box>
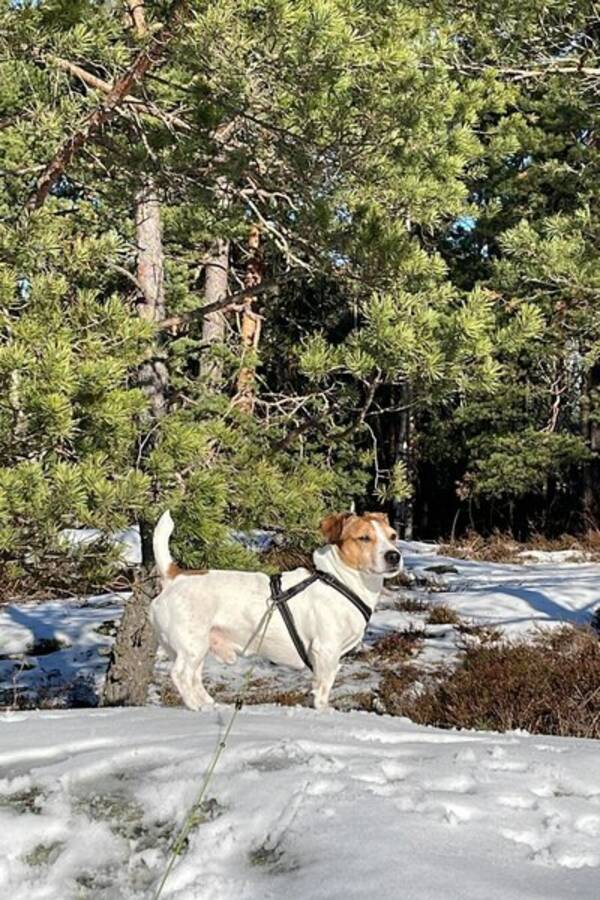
<box><xmin>390</xmin><ymin>532</ymin><xmax>397</xmax><ymax>541</ymax></box>
<box><xmin>357</xmin><ymin>535</ymin><xmax>371</xmax><ymax>542</ymax></box>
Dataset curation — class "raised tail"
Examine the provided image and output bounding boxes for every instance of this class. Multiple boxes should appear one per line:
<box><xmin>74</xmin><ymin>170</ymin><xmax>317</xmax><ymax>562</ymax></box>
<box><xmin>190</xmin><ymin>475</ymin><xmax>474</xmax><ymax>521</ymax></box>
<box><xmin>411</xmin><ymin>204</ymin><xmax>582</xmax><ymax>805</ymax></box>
<box><xmin>153</xmin><ymin>510</ymin><xmax>175</xmax><ymax>581</ymax></box>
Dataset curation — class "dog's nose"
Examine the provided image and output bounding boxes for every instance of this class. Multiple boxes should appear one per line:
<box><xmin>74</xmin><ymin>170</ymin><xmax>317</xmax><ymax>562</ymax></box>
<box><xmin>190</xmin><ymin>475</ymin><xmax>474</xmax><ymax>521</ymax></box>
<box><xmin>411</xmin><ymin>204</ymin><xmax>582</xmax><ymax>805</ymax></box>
<box><xmin>385</xmin><ymin>550</ymin><xmax>401</xmax><ymax>567</ymax></box>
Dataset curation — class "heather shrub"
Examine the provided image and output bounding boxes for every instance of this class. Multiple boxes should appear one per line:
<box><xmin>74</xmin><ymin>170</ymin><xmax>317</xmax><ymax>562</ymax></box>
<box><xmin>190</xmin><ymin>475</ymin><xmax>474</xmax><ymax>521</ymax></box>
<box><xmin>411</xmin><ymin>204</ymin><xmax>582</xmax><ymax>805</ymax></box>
<box><xmin>398</xmin><ymin>628</ymin><xmax>600</xmax><ymax>738</ymax></box>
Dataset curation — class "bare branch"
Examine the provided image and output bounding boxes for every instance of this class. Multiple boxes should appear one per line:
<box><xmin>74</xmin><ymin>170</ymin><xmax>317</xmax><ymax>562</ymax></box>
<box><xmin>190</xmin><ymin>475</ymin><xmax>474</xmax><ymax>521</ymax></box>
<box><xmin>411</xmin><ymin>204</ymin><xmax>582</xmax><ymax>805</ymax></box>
<box><xmin>157</xmin><ymin>279</ymin><xmax>281</xmax><ymax>332</ymax></box>
<box><xmin>46</xmin><ymin>54</ymin><xmax>191</xmax><ymax>131</ymax></box>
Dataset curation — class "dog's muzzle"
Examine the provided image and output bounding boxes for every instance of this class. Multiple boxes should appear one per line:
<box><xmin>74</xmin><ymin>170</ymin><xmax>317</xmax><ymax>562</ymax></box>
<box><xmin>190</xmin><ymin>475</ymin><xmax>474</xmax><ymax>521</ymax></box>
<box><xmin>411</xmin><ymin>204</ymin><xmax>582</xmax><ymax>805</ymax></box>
<box><xmin>384</xmin><ymin>549</ymin><xmax>401</xmax><ymax>569</ymax></box>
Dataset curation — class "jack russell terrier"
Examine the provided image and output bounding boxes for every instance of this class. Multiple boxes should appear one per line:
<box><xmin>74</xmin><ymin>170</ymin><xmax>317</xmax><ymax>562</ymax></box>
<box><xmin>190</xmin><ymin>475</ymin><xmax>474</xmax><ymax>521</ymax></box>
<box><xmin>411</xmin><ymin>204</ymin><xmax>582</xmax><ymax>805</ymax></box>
<box><xmin>150</xmin><ymin>510</ymin><xmax>402</xmax><ymax>710</ymax></box>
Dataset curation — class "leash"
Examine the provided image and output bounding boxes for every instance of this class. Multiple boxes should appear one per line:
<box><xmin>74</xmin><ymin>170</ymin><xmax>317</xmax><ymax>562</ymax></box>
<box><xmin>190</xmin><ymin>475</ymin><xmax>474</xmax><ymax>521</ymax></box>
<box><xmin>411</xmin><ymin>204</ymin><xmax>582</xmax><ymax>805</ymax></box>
<box><xmin>152</xmin><ymin>596</ymin><xmax>278</xmax><ymax>900</ymax></box>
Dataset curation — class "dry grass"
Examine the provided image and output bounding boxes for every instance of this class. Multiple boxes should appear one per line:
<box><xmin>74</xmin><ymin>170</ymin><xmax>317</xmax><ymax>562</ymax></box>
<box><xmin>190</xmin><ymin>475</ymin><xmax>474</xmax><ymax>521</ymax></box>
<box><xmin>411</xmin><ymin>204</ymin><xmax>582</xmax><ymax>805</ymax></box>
<box><xmin>441</xmin><ymin>529</ymin><xmax>600</xmax><ymax>564</ymax></box>
<box><xmin>370</xmin><ymin>628</ymin><xmax>426</xmax><ymax>660</ymax></box>
<box><xmin>394</xmin><ymin>596</ymin><xmax>431</xmax><ymax>614</ymax></box>
<box><xmin>1</xmin><ymin>673</ymin><xmax>99</xmax><ymax>711</ymax></box>
<box><xmin>159</xmin><ymin>678</ymin><xmax>308</xmax><ymax>709</ymax></box>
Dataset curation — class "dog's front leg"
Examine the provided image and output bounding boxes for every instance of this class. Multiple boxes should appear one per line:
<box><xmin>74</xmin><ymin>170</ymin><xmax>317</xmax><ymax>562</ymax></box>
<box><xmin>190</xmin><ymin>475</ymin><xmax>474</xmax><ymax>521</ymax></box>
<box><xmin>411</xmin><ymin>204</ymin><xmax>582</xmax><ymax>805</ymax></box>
<box><xmin>310</xmin><ymin>644</ymin><xmax>341</xmax><ymax>711</ymax></box>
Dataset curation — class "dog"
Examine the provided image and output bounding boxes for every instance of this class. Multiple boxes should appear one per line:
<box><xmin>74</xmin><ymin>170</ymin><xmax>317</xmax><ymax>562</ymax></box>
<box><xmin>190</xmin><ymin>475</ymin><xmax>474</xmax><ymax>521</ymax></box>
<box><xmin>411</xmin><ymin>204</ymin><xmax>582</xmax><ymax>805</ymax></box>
<box><xmin>150</xmin><ymin>510</ymin><xmax>402</xmax><ymax>710</ymax></box>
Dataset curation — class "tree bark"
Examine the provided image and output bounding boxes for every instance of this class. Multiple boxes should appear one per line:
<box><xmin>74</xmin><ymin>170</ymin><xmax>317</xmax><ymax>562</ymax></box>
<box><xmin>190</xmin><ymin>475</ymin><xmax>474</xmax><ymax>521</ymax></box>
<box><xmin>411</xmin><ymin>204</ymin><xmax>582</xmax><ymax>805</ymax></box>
<box><xmin>235</xmin><ymin>225</ymin><xmax>263</xmax><ymax>411</ymax></box>
<box><xmin>102</xmin><ymin>524</ymin><xmax>158</xmax><ymax>706</ymax></box>
<box><xmin>135</xmin><ymin>181</ymin><xmax>169</xmax><ymax>421</ymax></box>
<box><xmin>200</xmin><ymin>239</ymin><xmax>230</xmax><ymax>388</ymax></box>
<box><xmin>582</xmin><ymin>362</ymin><xmax>600</xmax><ymax>528</ymax></box>
<box><xmin>386</xmin><ymin>384</ymin><xmax>414</xmax><ymax>539</ymax></box>
<box><xmin>103</xmin><ymin>3</ymin><xmax>168</xmax><ymax>707</ymax></box>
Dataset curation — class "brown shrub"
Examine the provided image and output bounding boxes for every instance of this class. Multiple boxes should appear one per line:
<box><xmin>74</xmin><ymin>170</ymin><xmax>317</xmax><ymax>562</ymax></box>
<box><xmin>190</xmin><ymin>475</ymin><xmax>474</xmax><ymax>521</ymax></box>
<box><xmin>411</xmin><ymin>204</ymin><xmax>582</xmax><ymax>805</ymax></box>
<box><xmin>426</xmin><ymin>604</ymin><xmax>462</xmax><ymax>626</ymax></box>
<box><xmin>377</xmin><ymin>666</ymin><xmax>423</xmax><ymax>715</ymax></box>
<box><xmin>442</xmin><ymin>529</ymin><xmax>600</xmax><ymax>564</ymax></box>
<box><xmin>457</xmin><ymin>623</ymin><xmax>503</xmax><ymax>643</ymax></box>
<box><xmin>384</xmin><ymin>570</ymin><xmax>413</xmax><ymax>589</ymax></box>
<box><xmin>371</xmin><ymin>629</ymin><xmax>426</xmax><ymax>660</ymax></box>
<box><xmin>441</xmin><ymin>530</ymin><xmax>521</xmax><ymax>563</ymax></box>
<box><xmin>394</xmin><ymin>596</ymin><xmax>430</xmax><ymax>614</ymax></box>
<box><xmin>397</xmin><ymin>627</ymin><xmax>600</xmax><ymax>738</ymax></box>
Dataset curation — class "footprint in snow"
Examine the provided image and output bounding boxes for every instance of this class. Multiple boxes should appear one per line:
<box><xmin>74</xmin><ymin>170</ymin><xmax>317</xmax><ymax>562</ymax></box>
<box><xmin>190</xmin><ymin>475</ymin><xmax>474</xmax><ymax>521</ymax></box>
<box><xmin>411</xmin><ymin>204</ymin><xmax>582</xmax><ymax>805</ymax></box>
<box><xmin>575</xmin><ymin>815</ymin><xmax>600</xmax><ymax>837</ymax></box>
<box><xmin>394</xmin><ymin>793</ymin><xmax>480</xmax><ymax>826</ymax></box>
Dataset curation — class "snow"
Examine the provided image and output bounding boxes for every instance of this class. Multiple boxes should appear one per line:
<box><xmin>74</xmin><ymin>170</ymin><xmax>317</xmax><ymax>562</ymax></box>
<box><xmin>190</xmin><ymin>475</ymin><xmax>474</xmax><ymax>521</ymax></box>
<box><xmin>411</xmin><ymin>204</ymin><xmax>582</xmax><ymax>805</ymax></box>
<box><xmin>1</xmin><ymin>547</ymin><xmax>600</xmax><ymax>896</ymax></box>
<box><xmin>402</xmin><ymin>541</ymin><xmax>600</xmax><ymax>634</ymax></box>
<box><xmin>1</xmin><ymin>705</ymin><xmax>600</xmax><ymax>899</ymax></box>
<box><xmin>59</xmin><ymin>527</ymin><xmax>142</xmax><ymax>565</ymax></box>
<box><xmin>0</xmin><ymin>595</ymin><xmax>124</xmax><ymax>706</ymax></box>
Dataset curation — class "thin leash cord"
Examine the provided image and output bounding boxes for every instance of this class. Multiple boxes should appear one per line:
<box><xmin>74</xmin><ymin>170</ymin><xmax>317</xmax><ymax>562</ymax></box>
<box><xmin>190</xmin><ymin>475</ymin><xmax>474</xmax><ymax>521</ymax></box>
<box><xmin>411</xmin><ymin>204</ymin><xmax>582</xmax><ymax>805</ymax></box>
<box><xmin>152</xmin><ymin>599</ymin><xmax>278</xmax><ymax>900</ymax></box>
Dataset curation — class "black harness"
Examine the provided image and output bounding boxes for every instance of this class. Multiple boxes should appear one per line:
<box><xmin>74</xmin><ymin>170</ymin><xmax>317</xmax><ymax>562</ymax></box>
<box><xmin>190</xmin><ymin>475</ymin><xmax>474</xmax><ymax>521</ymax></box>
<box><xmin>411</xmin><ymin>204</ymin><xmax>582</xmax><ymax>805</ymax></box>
<box><xmin>269</xmin><ymin>570</ymin><xmax>372</xmax><ymax>671</ymax></box>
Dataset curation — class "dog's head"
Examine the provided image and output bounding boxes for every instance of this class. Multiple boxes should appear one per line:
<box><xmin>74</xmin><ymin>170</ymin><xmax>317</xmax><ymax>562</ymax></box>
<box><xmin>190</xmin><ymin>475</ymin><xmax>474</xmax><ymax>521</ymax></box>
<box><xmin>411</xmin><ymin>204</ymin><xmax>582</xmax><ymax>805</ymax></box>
<box><xmin>320</xmin><ymin>511</ymin><xmax>402</xmax><ymax>577</ymax></box>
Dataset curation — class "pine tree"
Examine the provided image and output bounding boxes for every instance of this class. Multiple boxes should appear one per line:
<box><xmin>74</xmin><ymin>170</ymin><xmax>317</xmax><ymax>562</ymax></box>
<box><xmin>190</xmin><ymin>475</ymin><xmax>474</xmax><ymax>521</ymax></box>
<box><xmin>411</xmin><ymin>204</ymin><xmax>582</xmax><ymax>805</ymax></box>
<box><xmin>419</xmin><ymin>0</ymin><xmax>600</xmax><ymax>535</ymax></box>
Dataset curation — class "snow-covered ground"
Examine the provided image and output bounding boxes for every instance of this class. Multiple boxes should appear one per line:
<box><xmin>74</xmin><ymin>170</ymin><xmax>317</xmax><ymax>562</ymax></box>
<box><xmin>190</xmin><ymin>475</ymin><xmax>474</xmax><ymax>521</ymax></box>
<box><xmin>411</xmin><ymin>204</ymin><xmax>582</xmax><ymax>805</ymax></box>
<box><xmin>0</xmin><ymin>595</ymin><xmax>125</xmax><ymax>707</ymax></box>
<box><xmin>2</xmin><ymin>706</ymin><xmax>600</xmax><ymax>899</ymax></box>
<box><xmin>403</xmin><ymin>541</ymin><xmax>600</xmax><ymax>633</ymax></box>
<box><xmin>1</xmin><ymin>544</ymin><xmax>600</xmax><ymax>897</ymax></box>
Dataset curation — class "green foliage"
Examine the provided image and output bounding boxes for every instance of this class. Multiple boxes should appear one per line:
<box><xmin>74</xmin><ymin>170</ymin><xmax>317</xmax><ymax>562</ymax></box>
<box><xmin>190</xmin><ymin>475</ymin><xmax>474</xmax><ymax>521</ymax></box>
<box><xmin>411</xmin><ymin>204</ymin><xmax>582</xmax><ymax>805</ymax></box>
<box><xmin>2</xmin><ymin>0</ymin><xmax>599</xmax><ymax>589</ymax></box>
<box><xmin>462</xmin><ymin>430</ymin><xmax>589</xmax><ymax>500</ymax></box>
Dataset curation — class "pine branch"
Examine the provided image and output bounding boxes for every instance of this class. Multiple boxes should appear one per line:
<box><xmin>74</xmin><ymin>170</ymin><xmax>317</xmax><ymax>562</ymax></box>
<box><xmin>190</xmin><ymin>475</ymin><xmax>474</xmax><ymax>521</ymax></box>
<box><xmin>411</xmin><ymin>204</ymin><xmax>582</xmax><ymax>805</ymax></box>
<box><xmin>25</xmin><ymin>0</ymin><xmax>189</xmax><ymax>212</ymax></box>
<box><xmin>45</xmin><ymin>54</ymin><xmax>191</xmax><ymax>132</ymax></box>
<box><xmin>157</xmin><ymin>279</ymin><xmax>280</xmax><ymax>332</ymax></box>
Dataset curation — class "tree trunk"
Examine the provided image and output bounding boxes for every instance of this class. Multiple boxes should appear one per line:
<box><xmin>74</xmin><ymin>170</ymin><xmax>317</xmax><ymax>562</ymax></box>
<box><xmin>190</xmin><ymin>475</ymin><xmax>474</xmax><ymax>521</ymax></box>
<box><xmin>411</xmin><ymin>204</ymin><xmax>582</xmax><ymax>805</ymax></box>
<box><xmin>201</xmin><ymin>238</ymin><xmax>230</xmax><ymax>387</ymax></box>
<box><xmin>103</xmin><ymin>2</ymin><xmax>165</xmax><ymax>707</ymax></box>
<box><xmin>102</xmin><ymin>523</ymin><xmax>159</xmax><ymax>705</ymax></box>
<box><xmin>235</xmin><ymin>225</ymin><xmax>263</xmax><ymax>411</ymax></box>
<box><xmin>387</xmin><ymin>384</ymin><xmax>414</xmax><ymax>539</ymax></box>
<box><xmin>135</xmin><ymin>180</ymin><xmax>169</xmax><ymax>421</ymax></box>
<box><xmin>582</xmin><ymin>363</ymin><xmax>600</xmax><ymax>528</ymax></box>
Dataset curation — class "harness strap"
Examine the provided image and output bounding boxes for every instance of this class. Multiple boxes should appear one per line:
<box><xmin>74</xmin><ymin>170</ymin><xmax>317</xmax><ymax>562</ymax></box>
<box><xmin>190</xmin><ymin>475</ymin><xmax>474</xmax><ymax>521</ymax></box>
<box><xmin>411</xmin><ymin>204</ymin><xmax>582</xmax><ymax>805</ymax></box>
<box><xmin>269</xmin><ymin>570</ymin><xmax>372</xmax><ymax>672</ymax></box>
<box><xmin>270</xmin><ymin>573</ymin><xmax>315</xmax><ymax>671</ymax></box>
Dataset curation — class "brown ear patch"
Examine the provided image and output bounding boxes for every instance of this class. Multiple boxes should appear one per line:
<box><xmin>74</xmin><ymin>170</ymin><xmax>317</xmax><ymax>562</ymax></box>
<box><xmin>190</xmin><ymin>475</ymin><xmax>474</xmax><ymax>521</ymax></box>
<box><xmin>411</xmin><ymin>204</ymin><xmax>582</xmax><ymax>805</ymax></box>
<box><xmin>320</xmin><ymin>512</ymin><xmax>354</xmax><ymax>545</ymax></box>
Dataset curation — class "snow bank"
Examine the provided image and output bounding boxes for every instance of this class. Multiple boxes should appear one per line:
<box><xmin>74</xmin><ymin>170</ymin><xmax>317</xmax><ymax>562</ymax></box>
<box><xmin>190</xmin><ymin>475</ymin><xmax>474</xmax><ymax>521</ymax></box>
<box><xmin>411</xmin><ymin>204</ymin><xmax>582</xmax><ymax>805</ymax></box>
<box><xmin>59</xmin><ymin>527</ymin><xmax>142</xmax><ymax>564</ymax></box>
<box><xmin>1</xmin><ymin>706</ymin><xmax>600</xmax><ymax>899</ymax></box>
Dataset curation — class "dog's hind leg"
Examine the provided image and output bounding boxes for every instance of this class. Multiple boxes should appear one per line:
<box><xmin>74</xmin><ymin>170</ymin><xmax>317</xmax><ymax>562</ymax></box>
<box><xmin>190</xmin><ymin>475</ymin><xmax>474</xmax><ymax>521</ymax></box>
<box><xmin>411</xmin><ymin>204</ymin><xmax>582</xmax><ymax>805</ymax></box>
<box><xmin>172</xmin><ymin>642</ymin><xmax>213</xmax><ymax>710</ymax></box>
<box><xmin>191</xmin><ymin>655</ymin><xmax>214</xmax><ymax>707</ymax></box>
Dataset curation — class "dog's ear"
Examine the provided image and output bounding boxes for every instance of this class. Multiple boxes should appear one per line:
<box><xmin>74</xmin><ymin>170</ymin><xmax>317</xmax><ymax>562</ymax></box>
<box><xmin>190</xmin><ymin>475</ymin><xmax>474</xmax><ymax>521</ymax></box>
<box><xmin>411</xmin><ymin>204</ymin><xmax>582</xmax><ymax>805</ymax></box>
<box><xmin>320</xmin><ymin>512</ymin><xmax>353</xmax><ymax>544</ymax></box>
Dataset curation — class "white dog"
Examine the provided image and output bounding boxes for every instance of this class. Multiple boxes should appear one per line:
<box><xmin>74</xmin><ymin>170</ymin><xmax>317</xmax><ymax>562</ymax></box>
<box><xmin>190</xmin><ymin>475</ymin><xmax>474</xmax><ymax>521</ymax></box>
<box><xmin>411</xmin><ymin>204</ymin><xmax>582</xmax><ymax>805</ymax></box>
<box><xmin>150</xmin><ymin>510</ymin><xmax>402</xmax><ymax>710</ymax></box>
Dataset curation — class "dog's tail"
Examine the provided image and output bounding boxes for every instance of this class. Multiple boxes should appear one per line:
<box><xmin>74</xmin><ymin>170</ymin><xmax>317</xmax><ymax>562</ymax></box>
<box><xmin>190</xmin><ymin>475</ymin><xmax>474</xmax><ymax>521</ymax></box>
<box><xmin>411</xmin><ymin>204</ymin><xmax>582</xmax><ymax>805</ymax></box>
<box><xmin>153</xmin><ymin>510</ymin><xmax>175</xmax><ymax>582</ymax></box>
